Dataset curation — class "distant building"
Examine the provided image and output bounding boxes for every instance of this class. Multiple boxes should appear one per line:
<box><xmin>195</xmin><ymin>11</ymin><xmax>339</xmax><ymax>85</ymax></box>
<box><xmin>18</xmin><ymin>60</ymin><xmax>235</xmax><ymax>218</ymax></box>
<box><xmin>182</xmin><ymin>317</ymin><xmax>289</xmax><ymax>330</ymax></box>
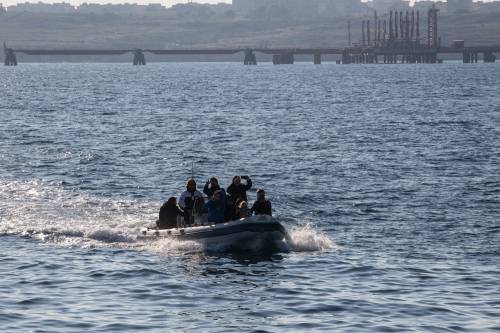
<box><xmin>447</xmin><ymin>0</ymin><xmax>473</xmax><ymax>13</ymax></box>
<box><xmin>5</xmin><ymin>2</ymin><xmax>169</xmax><ymax>15</ymax></box>
<box><xmin>369</xmin><ymin>0</ymin><xmax>410</xmax><ymax>13</ymax></box>
<box><xmin>475</xmin><ymin>1</ymin><xmax>500</xmax><ymax>13</ymax></box>
<box><xmin>7</xmin><ymin>2</ymin><xmax>75</xmax><ymax>13</ymax></box>
<box><xmin>169</xmin><ymin>2</ymin><xmax>232</xmax><ymax>17</ymax></box>
<box><xmin>232</xmin><ymin>0</ymin><xmax>369</xmax><ymax>18</ymax></box>
<box><xmin>413</xmin><ymin>1</ymin><xmax>447</xmax><ymax>13</ymax></box>
<box><xmin>76</xmin><ymin>3</ymin><xmax>166</xmax><ymax>15</ymax></box>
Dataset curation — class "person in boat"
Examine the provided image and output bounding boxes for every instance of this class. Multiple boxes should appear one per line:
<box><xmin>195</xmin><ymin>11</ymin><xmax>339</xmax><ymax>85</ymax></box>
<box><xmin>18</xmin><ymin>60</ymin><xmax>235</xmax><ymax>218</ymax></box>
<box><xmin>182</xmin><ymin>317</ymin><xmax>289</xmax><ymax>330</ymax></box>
<box><xmin>237</xmin><ymin>201</ymin><xmax>251</xmax><ymax>218</ymax></box>
<box><xmin>203</xmin><ymin>177</ymin><xmax>220</xmax><ymax>198</ymax></box>
<box><xmin>224</xmin><ymin>194</ymin><xmax>237</xmax><ymax>222</ymax></box>
<box><xmin>192</xmin><ymin>196</ymin><xmax>207</xmax><ymax>225</ymax></box>
<box><xmin>251</xmin><ymin>189</ymin><xmax>272</xmax><ymax>216</ymax></box>
<box><xmin>158</xmin><ymin>197</ymin><xmax>183</xmax><ymax>229</ymax></box>
<box><xmin>204</xmin><ymin>189</ymin><xmax>225</xmax><ymax>224</ymax></box>
<box><xmin>179</xmin><ymin>178</ymin><xmax>203</xmax><ymax>225</ymax></box>
<box><xmin>226</xmin><ymin>175</ymin><xmax>252</xmax><ymax>203</ymax></box>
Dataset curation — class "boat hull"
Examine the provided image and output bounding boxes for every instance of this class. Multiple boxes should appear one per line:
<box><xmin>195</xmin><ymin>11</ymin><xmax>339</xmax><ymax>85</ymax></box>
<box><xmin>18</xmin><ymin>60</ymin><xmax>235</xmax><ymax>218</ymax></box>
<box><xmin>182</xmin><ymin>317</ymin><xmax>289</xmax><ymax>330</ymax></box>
<box><xmin>139</xmin><ymin>215</ymin><xmax>287</xmax><ymax>252</ymax></box>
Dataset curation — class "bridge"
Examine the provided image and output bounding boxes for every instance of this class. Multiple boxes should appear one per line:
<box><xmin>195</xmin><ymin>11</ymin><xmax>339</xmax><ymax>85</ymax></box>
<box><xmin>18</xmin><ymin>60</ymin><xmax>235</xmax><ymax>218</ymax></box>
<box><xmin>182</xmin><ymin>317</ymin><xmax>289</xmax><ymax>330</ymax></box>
<box><xmin>3</xmin><ymin>6</ymin><xmax>499</xmax><ymax>66</ymax></box>
<box><xmin>3</xmin><ymin>45</ymin><xmax>350</xmax><ymax>66</ymax></box>
<box><xmin>4</xmin><ymin>44</ymin><xmax>498</xmax><ymax>66</ymax></box>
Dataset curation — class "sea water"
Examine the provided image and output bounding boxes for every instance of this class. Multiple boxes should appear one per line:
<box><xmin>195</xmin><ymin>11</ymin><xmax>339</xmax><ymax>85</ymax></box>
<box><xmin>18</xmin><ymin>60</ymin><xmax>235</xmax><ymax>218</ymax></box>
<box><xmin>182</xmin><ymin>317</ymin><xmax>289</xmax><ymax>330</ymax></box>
<box><xmin>1</xmin><ymin>62</ymin><xmax>499</xmax><ymax>332</ymax></box>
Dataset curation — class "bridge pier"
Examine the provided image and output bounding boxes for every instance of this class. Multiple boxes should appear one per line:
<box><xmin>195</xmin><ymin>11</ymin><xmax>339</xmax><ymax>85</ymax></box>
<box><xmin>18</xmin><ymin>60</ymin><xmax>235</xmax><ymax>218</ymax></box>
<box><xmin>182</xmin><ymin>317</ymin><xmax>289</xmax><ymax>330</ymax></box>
<box><xmin>463</xmin><ymin>51</ymin><xmax>471</xmax><ymax>63</ymax></box>
<box><xmin>424</xmin><ymin>53</ymin><xmax>437</xmax><ymax>64</ymax></box>
<box><xmin>4</xmin><ymin>48</ymin><xmax>17</xmax><ymax>66</ymax></box>
<box><xmin>314</xmin><ymin>53</ymin><xmax>321</xmax><ymax>65</ymax></box>
<box><xmin>462</xmin><ymin>51</ymin><xmax>478</xmax><ymax>63</ymax></box>
<box><xmin>484</xmin><ymin>51</ymin><xmax>496</xmax><ymax>63</ymax></box>
<box><xmin>273</xmin><ymin>52</ymin><xmax>294</xmax><ymax>65</ymax></box>
<box><xmin>341</xmin><ymin>51</ymin><xmax>351</xmax><ymax>64</ymax></box>
<box><xmin>243</xmin><ymin>48</ymin><xmax>257</xmax><ymax>65</ymax></box>
<box><xmin>133</xmin><ymin>49</ymin><xmax>146</xmax><ymax>65</ymax></box>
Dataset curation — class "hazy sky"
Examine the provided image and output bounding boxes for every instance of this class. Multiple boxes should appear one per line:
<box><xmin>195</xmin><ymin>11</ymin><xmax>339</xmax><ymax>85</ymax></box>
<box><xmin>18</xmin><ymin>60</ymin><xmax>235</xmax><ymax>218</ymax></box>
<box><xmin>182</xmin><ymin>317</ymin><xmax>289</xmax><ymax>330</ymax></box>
<box><xmin>1</xmin><ymin>0</ymin><xmax>495</xmax><ymax>7</ymax></box>
<box><xmin>1</xmin><ymin>0</ymin><xmax>231</xmax><ymax>6</ymax></box>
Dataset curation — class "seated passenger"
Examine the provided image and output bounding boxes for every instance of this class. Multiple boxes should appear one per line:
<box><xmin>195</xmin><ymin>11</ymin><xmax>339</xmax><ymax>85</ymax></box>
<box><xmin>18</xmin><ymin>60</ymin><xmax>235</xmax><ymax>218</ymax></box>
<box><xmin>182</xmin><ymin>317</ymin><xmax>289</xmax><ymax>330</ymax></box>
<box><xmin>227</xmin><ymin>175</ymin><xmax>252</xmax><ymax>202</ymax></box>
<box><xmin>234</xmin><ymin>197</ymin><xmax>244</xmax><ymax>210</ymax></box>
<box><xmin>158</xmin><ymin>197</ymin><xmax>183</xmax><ymax>229</ymax></box>
<box><xmin>204</xmin><ymin>190</ymin><xmax>225</xmax><ymax>224</ymax></box>
<box><xmin>237</xmin><ymin>201</ymin><xmax>251</xmax><ymax>218</ymax></box>
<box><xmin>193</xmin><ymin>196</ymin><xmax>208</xmax><ymax>225</ymax></box>
<box><xmin>203</xmin><ymin>177</ymin><xmax>220</xmax><ymax>198</ymax></box>
<box><xmin>224</xmin><ymin>194</ymin><xmax>237</xmax><ymax>222</ymax></box>
<box><xmin>179</xmin><ymin>178</ymin><xmax>203</xmax><ymax>225</ymax></box>
<box><xmin>251</xmin><ymin>189</ymin><xmax>272</xmax><ymax>216</ymax></box>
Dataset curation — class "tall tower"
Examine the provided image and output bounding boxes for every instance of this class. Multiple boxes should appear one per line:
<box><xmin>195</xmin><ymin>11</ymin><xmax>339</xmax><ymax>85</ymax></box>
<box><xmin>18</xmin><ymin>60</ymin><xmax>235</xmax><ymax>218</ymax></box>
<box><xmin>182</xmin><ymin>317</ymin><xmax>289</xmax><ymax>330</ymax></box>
<box><xmin>411</xmin><ymin>11</ymin><xmax>415</xmax><ymax>41</ymax></box>
<box><xmin>362</xmin><ymin>20</ymin><xmax>366</xmax><ymax>46</ymax></box>
<box><xmin>389</xmin><ymin>11</ymin><xmax>393</xmax><ymax>40</ymax></box>
<box><xmin>395</xmin><ymin>11</ymin><xmax>398</xmax><ymax>39</ymax></box>
<box><xmin>367</xmin><ymin>20</ymin><xmax>371</xmax><ymax>45</ymax></box>
<box><xmin>416</xmin><ymin>11</ymin><xmax>420</xmax><ymax>43</ymax></box>
<box><xmin>348</xmin><ymin>20</ymin><xmax>351</xmax><ymax>47</ymax></box>
<box><xmin>427</xmin><ymin>4</ymin><xmax>439</xmax><ymax>47</ymax></box>
<box><xmin>383</xmin><ymin>20</ymin><xmax>387</xmax><ymax>41</ymax></box>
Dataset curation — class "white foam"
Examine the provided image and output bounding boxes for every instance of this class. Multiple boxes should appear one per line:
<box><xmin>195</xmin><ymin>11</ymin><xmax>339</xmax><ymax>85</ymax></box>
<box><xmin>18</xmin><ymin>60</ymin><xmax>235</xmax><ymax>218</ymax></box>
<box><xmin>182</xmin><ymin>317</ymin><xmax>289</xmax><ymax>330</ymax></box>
<box><xmin>0</xmin><ymin>179</ymin><xmax>152</xmax><ymax>246</ymax></box>
<box><xmin>141</xmin><ymin>238</ymin><xmax>203</xmax><ymax>254</ymax></box>
<box><xmin>285</xmin><ymin>223</ymin><xmax>336</xmax><ymax>252</ymax></box>
<box><xmin>0</xmin><ymin>179</ymin><xmax>335</xmax><ymax>254</ymax></box>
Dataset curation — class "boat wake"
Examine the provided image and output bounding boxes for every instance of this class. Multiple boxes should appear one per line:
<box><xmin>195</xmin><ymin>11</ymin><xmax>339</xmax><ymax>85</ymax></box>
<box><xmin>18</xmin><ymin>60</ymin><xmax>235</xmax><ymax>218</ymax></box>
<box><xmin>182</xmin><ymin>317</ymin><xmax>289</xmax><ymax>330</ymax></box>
<box><xmin>0</xmin><ymin>179</ymin><xmax>335</xmax><ymax>254</ymax></box>
<box><xmin>285</xmin><ymin>224</ymin><xmax>336</xmax><ymax>252</ymax></box>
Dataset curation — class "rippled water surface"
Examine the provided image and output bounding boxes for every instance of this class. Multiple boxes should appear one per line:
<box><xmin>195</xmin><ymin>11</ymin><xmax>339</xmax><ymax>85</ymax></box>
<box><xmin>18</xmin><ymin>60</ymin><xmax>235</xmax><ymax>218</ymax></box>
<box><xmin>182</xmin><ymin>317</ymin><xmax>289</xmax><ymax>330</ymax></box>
<box><xmin>1</xmin><ymin>62</ymin><xmax>500</xmax><ymax>332</ymax></box>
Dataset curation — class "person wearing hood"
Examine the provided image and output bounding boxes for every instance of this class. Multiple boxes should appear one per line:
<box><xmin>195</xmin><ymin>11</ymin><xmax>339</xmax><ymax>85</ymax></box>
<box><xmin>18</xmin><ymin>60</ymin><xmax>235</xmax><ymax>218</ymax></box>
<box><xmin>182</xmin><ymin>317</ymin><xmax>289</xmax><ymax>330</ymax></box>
<box><xmin>158</xmin><ymin>197</ymin><xmax>183</xmax><ymax>229</ymax></box>
<box><xmin>203</xmin><ymin>177</ymin><xmax>220</xmax><ymax>198</ymax></box>
<box><xmin>224</xmin><ymin>194</ymin><xmax>237</xmax><ymax>222</ymax></box>
<box><xmin>251</xmin><ymin>188</ymin><xmax>272</xmax><ymax>216</ymax></box>
<box><xmin>179</xmin><ymin>178</ymin><xmax>203</xmax><ymax>225</ymax></box>
<box><xmin>237</xmin><ymin>201</ymin><xmax>251</xmax><ymax>218</ymax></box>
<box><xmin>204</xmin><ymin>189</ymin><xmax>225</xmax><ymax>224</ymax></box>
<box><xmin>226</xmin><ymin>175</ymin><xmax>252</xmax><ymax>203</ymax></box>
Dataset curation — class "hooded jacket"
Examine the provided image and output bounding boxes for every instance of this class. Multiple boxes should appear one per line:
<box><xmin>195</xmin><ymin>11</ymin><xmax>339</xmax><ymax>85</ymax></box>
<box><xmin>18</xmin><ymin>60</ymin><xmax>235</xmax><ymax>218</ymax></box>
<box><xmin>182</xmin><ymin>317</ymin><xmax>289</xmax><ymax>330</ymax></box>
<box><xmin>158</xmin><ymin>202</ymin><xmax>184</xmax><ymax>229</ymax></box>
<box><xmin>226</xmin><ymin>178</ymin><xmax>252</xmax><ymax>202</ymax></box>
<box><xmin>251</xmin><ymin>199</ymin><xmax>272</xmax><ymax>216</ymax></box>
<box><xmin>179</xmin><ymin>189</ymin><xmax>203</xmax><ymax>209</ymax></box>
<box><xmin>204</xmin><ymin>190</ymin><xmax>226</xmax><ymax>223</ymax></box>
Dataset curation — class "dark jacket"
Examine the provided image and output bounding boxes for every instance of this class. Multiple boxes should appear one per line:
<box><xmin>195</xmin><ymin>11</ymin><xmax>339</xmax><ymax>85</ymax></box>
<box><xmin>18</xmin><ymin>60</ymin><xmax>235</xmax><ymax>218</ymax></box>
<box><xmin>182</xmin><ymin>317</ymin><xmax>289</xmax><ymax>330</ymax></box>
<box><xmin>203</xmin><ymin>182</ymin><xmax>221</xmax><ymax>197</ymax></box>
<box><xmin>226</xmin><ymin>178</ymin><xmax>252</xmax><ymax>202</ymax></box>
<box><xmin>204</xmin><ymin>190</ymin><xmax>226</xmax><ymax>223</ymax></box>
<box><xmin>158</xmin><ymin>203</ymin><xmax>184</xmax><ymax>229</ymax></box>
<box><xmin>224</xmin><ymin>201</ymin><xmax>237</xmax><ymax>222</ymax></box>
<box><xmin>251</xmin><ymin>200</ymin><xmax>272</xmax><ymax>216</ymax></box>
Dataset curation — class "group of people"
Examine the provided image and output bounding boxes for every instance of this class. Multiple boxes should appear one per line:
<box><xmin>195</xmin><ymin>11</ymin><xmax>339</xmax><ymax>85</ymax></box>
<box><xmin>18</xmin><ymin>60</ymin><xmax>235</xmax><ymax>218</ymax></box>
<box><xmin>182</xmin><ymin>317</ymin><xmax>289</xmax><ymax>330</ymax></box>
<box><xmin>157</xmin><ymin>175</ymin><xmax>272</xmax><ymax>229</ymax></box>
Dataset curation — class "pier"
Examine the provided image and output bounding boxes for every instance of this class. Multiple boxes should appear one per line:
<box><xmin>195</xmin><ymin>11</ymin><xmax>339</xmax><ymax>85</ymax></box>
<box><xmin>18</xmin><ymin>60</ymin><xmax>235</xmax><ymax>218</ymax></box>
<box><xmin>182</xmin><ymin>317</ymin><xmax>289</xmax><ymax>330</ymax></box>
<box><xmin>3</xmin><ymin>6</ymin><xmax>498</xmax><ymax>66</ymax></box>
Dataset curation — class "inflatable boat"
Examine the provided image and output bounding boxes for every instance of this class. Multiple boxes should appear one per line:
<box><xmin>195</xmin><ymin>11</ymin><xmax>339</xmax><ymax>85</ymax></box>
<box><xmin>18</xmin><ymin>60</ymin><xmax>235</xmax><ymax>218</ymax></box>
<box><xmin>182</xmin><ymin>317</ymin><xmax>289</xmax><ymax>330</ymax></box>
<box><xmin>138</xmin><ymin>215</ymin><xmax>288</xmax><ymax>252</ymax></box>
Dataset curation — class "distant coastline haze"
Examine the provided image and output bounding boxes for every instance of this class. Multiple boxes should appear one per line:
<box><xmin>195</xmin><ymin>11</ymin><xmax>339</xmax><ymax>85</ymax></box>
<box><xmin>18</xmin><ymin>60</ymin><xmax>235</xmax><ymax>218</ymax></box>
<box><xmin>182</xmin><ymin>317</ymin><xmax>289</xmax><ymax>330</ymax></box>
<box><xmin>0</xmin><ymin>0</ymin><xmax>230</xmax><ymax>6</ymax></box>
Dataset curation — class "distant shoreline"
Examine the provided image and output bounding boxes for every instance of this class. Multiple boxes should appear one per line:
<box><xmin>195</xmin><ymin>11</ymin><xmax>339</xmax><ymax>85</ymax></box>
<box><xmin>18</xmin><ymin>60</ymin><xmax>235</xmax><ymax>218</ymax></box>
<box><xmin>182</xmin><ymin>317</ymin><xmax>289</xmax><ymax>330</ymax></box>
<box><xmin>1</xmin><ymin>11</ymin><xmax>500</xmax><ymax>52</ymax></box>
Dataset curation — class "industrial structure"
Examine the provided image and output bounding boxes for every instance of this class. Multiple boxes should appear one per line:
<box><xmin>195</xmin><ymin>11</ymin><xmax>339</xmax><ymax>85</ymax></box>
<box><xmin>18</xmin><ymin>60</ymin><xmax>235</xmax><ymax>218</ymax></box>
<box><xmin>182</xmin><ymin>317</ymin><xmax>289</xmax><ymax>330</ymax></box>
<box><xmin>341</xmin><ymin>5</ymin><xmax>441</xmax><ymax>63</ymax></box>
<box><xmin>3</xmin><ymin>5</ymin><xmax>498</xmax><ymax>66</ymax></box>
<box><xmin>340</xmin><ymin>4</ymin><xmax>497</xmax><ymax>64</ymax></box>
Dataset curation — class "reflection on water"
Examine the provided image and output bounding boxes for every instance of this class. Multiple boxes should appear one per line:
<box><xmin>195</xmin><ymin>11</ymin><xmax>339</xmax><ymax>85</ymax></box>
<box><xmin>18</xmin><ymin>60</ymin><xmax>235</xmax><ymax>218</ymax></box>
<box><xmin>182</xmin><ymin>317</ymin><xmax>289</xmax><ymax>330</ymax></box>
<box><xmin>1</xmin><ymin>63</ymin><xmax>500</xmax><ymax>332</ymax></box>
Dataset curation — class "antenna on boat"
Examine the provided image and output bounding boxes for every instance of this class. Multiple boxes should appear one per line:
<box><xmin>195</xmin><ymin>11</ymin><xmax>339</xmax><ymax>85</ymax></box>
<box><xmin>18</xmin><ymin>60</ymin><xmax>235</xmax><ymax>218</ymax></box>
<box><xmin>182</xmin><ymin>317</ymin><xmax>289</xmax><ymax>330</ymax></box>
<box><xmin>191</xmin><ymin>161</ymin><xmax>194</xmax><ymax>179</ymax></box>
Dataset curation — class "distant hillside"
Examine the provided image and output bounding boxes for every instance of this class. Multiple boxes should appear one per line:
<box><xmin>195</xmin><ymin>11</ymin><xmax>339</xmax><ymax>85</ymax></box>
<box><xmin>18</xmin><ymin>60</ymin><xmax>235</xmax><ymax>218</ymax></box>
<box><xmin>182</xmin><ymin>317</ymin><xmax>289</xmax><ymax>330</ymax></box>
<box><xmin>1</xmin><ymin>11</ymin><xmax>499</xmax><ymax>52</ymax></box>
